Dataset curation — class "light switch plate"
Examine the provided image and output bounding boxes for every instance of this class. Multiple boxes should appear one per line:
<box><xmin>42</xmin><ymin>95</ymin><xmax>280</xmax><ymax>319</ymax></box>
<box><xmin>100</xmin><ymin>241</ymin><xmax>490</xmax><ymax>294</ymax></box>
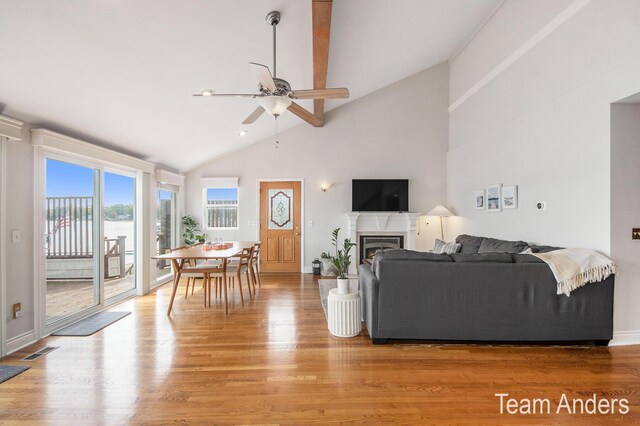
<box><xmin>11</xmin><ymin>230</ymin><xmax>21</xmax><ymax>243</ymax></box>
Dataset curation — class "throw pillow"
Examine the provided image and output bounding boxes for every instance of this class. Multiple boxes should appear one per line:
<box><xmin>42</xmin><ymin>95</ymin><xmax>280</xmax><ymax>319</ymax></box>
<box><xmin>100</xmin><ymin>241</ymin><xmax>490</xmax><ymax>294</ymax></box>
<box><xmin>455</xmin><ymin>234</ymin><xmax>484</xmax><ymax>253</ymax></box>
<box><xmin>478</xmin><ymin>237</ymin><xmax>529</xmax><ymax>254</ymax></box>
<box><xmin>433</xmin><ymin>239</ymin><xmax>461</xmax><ymax>254</ymax></box>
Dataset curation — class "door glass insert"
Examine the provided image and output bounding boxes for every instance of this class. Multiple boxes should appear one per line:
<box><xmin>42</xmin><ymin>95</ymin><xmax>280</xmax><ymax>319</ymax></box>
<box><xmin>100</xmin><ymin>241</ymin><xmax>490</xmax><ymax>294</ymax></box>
<box><xmin>268</xmin><ymin>188</ymin><xmax>293</xmax><ymax>230</ymax></box>
<box><xmin>104</xmin><ymin>171</ymin><xmax>136</xmax><ymax>299</ymax></box>
<box><xmin>45</xmin><ymin>158</ymin><xmax>99</xmax><ymax>324</ymax></box>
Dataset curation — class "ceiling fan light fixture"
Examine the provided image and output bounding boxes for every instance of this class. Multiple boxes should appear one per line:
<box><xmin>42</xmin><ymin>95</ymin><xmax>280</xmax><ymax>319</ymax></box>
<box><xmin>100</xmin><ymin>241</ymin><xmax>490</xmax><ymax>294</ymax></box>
<box><xmin>258</xmin><ymin>95</ymin><xmax>291</xmax><ymax>117</ymax></box>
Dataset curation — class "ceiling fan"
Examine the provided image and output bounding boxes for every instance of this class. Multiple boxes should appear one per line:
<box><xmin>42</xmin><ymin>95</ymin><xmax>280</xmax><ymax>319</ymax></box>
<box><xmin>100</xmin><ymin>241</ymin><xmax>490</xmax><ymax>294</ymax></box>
<box><xmin>193</xmin><ymin>10</ymin><xmax>349</xmax><ymax>125</ymax></box>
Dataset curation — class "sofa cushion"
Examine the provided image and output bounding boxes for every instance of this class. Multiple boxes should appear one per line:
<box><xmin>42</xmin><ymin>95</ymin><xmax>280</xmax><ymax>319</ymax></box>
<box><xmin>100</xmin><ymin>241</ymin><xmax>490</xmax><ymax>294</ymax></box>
<box><xmin>450</xmin><ymin>253</ymin><xmax>514</xmax><ymax>263</ymax></box>
<box><xmin>371</xmin><ymin>249</ymin><xmax>452</xmax><ymax>276</ymax></box>
<box><xmin>433</xmin><ymin>239</ymin><xmax>461</xmax><ymax>254</ymax></box>
<box><xmin>478</xmin><ymin>237</ymin><xmax>529</xmax><ymax>254</ymax></box>
<box><xmin>455</xmin><ymin>234</ymin><xmax>485</xmax><ymax>253</ymax></box>
<box><xmin>529</xmin><ymin>245</ymin><xmax>563</xmax><ymax>253</ymax></box>
<box><xmin>512</xmin><ymin>254</ymin><xmax>546</xmax><ymax>263</ymax></box>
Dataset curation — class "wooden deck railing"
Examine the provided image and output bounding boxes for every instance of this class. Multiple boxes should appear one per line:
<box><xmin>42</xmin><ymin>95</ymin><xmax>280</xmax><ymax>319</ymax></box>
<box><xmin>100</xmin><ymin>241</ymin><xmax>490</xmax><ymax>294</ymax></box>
<box><xmin>46</xmin><ymin>196</ymin><xmax>93</xmax><ymax>258</ymax></box>
<box><xmin>206</xmin><ymin>201</ymin><xmax>238</xmax><ymax>228</ymax></box>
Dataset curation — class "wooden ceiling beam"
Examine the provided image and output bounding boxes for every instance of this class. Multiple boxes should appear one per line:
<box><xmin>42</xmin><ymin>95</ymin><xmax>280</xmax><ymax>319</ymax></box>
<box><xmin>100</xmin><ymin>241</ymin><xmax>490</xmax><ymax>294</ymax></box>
<box><xmin>312</xmin><ymin>0</ymin><xmax>332</xmax><ymax>125</ymax></box>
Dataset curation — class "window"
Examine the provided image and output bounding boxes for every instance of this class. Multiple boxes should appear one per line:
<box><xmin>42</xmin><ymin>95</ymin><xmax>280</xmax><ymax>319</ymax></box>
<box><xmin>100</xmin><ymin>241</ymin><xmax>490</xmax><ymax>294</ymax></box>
<box><xmin>204</xmin><ymin>187</ymin><xmax>238</xmax><ymax>229</ymax></box>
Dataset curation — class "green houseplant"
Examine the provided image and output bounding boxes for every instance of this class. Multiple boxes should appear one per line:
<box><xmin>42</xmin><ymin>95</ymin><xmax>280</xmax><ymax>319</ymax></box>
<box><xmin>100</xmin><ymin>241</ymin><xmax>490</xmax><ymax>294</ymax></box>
<box><xmin>181</xmin><ymin>215</ymin><xmax>206</xmax><ymax>245</ymax></box>
<box><xmin>330</xmin><ymin>228</ymin><xmax>356</xmax><ymax>294</ymax></box>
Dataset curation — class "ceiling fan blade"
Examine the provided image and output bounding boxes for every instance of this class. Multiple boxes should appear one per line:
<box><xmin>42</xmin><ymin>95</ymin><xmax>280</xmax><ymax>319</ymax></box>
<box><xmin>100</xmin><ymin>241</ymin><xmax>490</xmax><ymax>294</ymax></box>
<box><xmin>242</xmin><ymin>106</ymin><xmax>265</xmax><ymax>124</ymax></box>
<box><xmin>288</xmin><ymin>102</ymin><xmax>323</xmax><ymax>127</ymax></box>
<box><xmin>249</xmin><ymin>62</ymin><xmax>276</xmax><ymax>92</ymax></box>
<box><xmin>193</xmin><ymin>93</ymin><xmax>260</xmax><ymax>98</ymax></box>
<box><xmin>288</xmin><ymin>88</ymin><xmax>350</xmax><ymax>100</ymax></box>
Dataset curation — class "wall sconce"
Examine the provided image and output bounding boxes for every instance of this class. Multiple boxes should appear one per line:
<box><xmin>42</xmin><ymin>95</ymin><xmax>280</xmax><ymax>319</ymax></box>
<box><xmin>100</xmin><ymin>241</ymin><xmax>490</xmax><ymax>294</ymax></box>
<box><xmin>320</xmin><ymin>183</ymin><xmax>332</xmax><ymax>192</ymax></box>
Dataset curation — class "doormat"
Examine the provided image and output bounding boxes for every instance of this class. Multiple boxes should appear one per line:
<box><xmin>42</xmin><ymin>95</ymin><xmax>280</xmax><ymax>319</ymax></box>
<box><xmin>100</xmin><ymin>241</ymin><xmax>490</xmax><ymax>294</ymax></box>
<box><xmin>0</xmin><ymin>365</ymin><xmax>30</xmax><ymax>384</ymax></box>
<box><xmin>51</xmin><ymin>311</ymin><xmax>131</xmax><ymax>336</ymax></box>
<box><xmin>318</xmin><ymin>279</ymin><xmax>359</xmax><ymax>320</ymax></box>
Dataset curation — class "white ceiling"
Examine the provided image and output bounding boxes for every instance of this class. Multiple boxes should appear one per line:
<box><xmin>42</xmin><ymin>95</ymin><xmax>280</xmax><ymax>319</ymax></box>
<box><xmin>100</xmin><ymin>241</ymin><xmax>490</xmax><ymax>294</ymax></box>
<box><xmin>0</xmin><ymin>0</ymin><xmax>501</xmax><ymax>171</ymax></box>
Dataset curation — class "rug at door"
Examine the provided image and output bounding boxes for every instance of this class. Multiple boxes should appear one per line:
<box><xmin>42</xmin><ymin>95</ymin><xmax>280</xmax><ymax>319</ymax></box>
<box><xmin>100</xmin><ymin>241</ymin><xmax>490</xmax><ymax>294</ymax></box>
<box><xmin>52</xmin><ymin>311</ymin><xmax>131</xmax><ymax>336</ymax></box>
<box><xmin>0</xmin><ymin>365</ymin><xmax>30</xmax><ymax>384</ymax></box>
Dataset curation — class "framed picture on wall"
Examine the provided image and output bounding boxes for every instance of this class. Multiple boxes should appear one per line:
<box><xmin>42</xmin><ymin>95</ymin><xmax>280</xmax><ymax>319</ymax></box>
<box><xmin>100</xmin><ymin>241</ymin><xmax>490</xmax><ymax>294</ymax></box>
<box><xmin>475</xmin><ymin>190</ymin><xmax>485</xmax><ymax>209</ymax></box>
<box><xmin>486</xmin><ymin>184</ymin><xmax>502</xmax><ymax>211</ymax></box>
<box><xmin>502</xmin><ymin>185</ymin><xmax>518</xmax><ymax>209</ymax></box>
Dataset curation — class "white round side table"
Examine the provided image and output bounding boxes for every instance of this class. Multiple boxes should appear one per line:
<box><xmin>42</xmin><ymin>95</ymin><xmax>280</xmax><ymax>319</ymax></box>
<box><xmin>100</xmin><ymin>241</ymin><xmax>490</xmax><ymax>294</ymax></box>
<box><xmin>327</xmin><ymin>288</ymin><xmax>362</xmax><ymax>337</ymax></box>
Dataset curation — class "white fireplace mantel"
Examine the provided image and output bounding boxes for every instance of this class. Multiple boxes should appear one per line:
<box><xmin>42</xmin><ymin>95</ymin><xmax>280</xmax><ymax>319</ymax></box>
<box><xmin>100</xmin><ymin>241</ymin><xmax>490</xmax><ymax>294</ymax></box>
<box><xmin>345</xmin><ymin>212</ymin><xmax>421</xmax><ymax>274</ymax></box>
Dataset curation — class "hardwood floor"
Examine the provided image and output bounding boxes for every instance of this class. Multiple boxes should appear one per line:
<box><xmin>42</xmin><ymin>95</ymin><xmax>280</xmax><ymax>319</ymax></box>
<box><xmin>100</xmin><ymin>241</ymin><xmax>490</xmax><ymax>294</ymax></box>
<box><xmin>1</xmin><ymin>274</ymin><xmax>640</xmax><ymax>424</ymax></box>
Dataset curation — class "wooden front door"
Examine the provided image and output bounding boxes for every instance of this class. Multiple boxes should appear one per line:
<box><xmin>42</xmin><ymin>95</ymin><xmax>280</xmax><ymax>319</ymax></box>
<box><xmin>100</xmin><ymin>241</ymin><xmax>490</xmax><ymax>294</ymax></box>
<box><xmin>259</xmin><ymin>181</ymin><xmax>301</xmax><ymax>273</ymax></box>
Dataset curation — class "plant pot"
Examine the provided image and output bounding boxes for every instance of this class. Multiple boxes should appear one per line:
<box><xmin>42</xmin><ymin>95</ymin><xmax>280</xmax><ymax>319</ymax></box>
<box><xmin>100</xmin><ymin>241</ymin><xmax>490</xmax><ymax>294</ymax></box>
<box><xmin>321</xmin><ymin>258</ymin><xmax>338</xmax><ymax>277</ymax></box>
<box><xmin>336</xmin><ymin>278</ymin><xmax>350</xmax><ymax>295</ymax></box>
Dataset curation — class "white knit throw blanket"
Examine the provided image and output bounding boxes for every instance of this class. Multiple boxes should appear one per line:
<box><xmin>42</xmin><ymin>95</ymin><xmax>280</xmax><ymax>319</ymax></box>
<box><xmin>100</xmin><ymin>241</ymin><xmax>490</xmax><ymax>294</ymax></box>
<box><xmin>529</xmin><ymin>248</ymin><xmax>616</xmax><ymax>296</ymax></box>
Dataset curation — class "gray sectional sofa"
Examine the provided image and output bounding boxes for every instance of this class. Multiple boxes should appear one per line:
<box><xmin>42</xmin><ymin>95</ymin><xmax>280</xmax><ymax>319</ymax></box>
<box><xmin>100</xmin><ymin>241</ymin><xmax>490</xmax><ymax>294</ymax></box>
<box><xmin>359</xmin><ymin>235</ymin><xmax>615</xmax><ymax>345</ymax></box>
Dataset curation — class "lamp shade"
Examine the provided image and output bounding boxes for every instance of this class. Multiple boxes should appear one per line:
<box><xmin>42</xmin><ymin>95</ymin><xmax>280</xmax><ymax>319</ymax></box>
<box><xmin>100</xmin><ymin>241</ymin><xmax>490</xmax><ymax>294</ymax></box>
<box><xmin>427</xmin><ymin>205</ymin><xmax>454</xmax><ymax>217</ymax></box>
<box><xmin>259</xmin><ymin>95</ymin><xmax>292</xmax><ymax>117</ymax></box>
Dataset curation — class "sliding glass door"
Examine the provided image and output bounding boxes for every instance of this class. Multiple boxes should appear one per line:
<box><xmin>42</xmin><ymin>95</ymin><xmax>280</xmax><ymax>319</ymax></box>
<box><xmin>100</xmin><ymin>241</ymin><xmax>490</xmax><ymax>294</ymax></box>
<box><xmin>156</xmin><ymin>189</ymin><xmax>176</xmax><ymax>281</ymax></box>
<box><xmin>103</xmin><ymin>171</ymin><xmax>136</xmax><ymax>300</ymax></box>
<box><xmin>45</xmin><ymin>158</ymin><xmax>100</xmax><ymax>325</ymax></box>
<box><xmin>44</xmin><ymin>158</ymin><xmax>138</xmax><ymax>327</ymax></box>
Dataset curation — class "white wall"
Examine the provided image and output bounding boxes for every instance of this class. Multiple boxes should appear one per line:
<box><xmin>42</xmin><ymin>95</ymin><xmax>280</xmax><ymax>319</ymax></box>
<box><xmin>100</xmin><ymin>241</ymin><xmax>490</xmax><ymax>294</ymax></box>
<box><xmin>447</xmin><ymin>0</ymin><xmax>640</xmax><ymax>342</ymax></box>
<box><xmin>611</xmin><ymin>103</ymin><xmax>640</xmax><ymax>344</ymax></box>
<box><xmin>185</xmin><ymin>62</ymin><xmax>451</xmax><ymax>269</ymax></box>
<box><xmin>3</xmin><ymin>124</ymin><xmax>36</xmax><ymax>348</ymax></box>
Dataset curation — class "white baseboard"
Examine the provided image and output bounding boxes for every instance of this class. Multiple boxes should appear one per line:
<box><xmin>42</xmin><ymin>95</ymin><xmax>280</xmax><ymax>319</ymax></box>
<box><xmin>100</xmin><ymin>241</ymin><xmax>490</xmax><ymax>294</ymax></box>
<box><xmin>609</xmin><ymin>330</ymin><xmax>640</xmax><ymax>346</ymax></box>
<box><xmin>6</xmin><ymin>330</ymin><xmax>37</xmax><ymax>354</ymax></box>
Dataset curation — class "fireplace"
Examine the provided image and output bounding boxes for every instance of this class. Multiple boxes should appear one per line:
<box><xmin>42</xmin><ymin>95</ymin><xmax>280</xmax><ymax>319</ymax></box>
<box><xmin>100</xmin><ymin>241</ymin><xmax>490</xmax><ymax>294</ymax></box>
<box><xmin>359</xmin><ymin>235</ymin><xmax>404</xmax><ymax>263</ymax></box>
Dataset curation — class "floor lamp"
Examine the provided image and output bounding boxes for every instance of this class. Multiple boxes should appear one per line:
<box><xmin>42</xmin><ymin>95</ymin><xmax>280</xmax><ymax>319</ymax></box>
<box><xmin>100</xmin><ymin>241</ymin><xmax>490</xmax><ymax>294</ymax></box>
<box><xmin>426</xmin><ymin>205</ymin><xmax>454</xmax><ymax>240</ymax></box>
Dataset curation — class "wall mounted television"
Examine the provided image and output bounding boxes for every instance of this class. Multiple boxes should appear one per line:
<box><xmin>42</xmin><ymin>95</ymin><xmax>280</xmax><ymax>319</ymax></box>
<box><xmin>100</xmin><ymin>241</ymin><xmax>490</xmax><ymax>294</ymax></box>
<box><xmin>352</xmin><ymin>179</ymin><xmax>409</xmax><ymax>212</ymax></box>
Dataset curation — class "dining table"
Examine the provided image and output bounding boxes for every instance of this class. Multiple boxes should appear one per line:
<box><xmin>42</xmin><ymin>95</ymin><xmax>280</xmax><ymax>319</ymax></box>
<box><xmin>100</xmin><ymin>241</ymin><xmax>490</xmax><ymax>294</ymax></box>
<box><xmin>153</xmin><ymin>241</ymin><xmax>258</xmax><ymax>315</ymax></box>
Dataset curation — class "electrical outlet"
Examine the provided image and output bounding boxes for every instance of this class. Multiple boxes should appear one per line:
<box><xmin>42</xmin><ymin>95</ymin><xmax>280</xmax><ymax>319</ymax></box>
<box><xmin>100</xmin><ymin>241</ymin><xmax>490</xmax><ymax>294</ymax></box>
<box><xmin>12</xmin><ymin>303</ymin><xmax>22</xmax><ymax>319</ymax></box>
<box><xmin>308</xmin><ymin>220</ymin><xmax>313</xmax><ymax>227</ymax></box>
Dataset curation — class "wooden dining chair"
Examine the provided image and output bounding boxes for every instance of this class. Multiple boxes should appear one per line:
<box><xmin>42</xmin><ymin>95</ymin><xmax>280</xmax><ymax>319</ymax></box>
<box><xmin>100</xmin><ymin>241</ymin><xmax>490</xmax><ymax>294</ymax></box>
<box><xmin>210</xmin><ymin>246</ymin><xmax>253</xmax><ymax>306</ymax></box>
<box><xmin>166</xmin><ymin>245</ymin><xmax>200</xmax><ymax>298</ymax></box>
<box><xmin>181</xmin><ymin>261</ymin><xmax>228</xmax><ymax>312</ymax></box>
<box><xmin>250</xmin><ymin>242</ymin><xmax>261</xmax><ymax>292</ymax></box>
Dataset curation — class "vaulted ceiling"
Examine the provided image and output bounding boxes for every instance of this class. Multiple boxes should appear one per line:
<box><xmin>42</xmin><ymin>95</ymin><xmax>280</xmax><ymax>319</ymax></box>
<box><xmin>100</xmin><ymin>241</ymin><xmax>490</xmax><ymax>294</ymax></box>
<box><xmin>0</xmin><ymin>0</ymin><xmax>501</xmax><ymax>171</ymax></box>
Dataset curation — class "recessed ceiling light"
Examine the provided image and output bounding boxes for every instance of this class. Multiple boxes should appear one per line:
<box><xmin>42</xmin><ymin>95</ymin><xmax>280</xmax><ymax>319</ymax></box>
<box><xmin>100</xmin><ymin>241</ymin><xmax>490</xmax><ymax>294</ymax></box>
<box><xmin>238</xmin><ymin>130</ymin><xmax>248</xmax><ymax>136</ymax></box>
<box><xmin>201</xmin><ymin>89</ymin><xmax>214</xmax><ymax>96</ymax></box>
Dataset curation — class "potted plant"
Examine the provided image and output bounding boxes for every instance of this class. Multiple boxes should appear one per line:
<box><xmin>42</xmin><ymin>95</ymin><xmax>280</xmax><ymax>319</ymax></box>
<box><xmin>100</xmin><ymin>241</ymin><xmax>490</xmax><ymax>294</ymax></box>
<box><xmin>181</xmin><ymin>215</ymin><xmax>206</xmax><ymax>245</ymax></box>
<box><xmin>320</xmin><ymin>251</ymin><xmax>338</xmax><ymax>277</ymax></box>
<box><xmin>330</xmin><ymin>228</ymin><xmax>356</xmax><ymax>294</ymax></box>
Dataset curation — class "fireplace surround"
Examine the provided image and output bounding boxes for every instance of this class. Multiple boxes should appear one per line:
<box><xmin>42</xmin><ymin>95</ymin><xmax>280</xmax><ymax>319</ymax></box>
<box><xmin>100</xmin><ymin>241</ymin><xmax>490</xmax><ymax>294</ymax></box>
<box><xmin>345</xmin><ymin>212</ymin><xmax>421</xmax><ymax>274</ymax></box>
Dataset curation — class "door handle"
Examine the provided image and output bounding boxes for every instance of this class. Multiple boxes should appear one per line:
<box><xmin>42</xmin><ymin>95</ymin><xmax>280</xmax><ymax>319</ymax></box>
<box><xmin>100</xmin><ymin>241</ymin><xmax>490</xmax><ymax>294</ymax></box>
<box><xmin>295</xmin><ymin>232</ymin><xmax>301</xmax><ymax>236</ymax></box>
